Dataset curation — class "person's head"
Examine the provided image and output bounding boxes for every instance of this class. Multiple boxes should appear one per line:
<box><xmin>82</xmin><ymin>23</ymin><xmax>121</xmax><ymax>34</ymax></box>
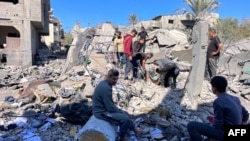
<box><xmin>146</xmin><ymin>52</ymin><xmax>153</xmax><ymax>59</ymax></box>
<box><xmin>153</xmin><ymin>60</ymin><xmax>159</xmax><ymax>66</ymax></box>
<box><xmin>141</xmin><ymin>26</ymin><xmax>145</xmax><ymax>31</ymax></box>
<box><xmin>106</xmin><ymin>69</ymin><xmax>119</xmax><ymax>85</ymax></box>
<box><xmin>116</xmin><ymin>31</ymin><xmax>122</xmax><ymax>38</ymax></box>
<box><xmin>210</xmin><ymin>76</ymin><xmax>228</xmax><ymax>95</ymax></box>
<box><xmin>208</xmin><ymin>28</ymin><xmax>217</xmax><ymax>38</ymax></box>
<box><xmin>131</xmin><ymin>29</ymin><xmax>138</xmax><ymax>37</ymax></box>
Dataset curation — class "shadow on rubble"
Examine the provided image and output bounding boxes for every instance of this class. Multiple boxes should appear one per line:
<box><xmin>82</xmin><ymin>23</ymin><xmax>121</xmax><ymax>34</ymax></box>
<box><xmin>128</xmin><ymin>87</ymin><xmax>214</xmax><ymax>141</ymax></box>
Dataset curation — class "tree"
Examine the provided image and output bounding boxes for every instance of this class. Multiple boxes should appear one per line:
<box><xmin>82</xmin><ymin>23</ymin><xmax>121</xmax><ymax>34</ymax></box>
<box><xmin>129</xmin><ymin>14</ymin><xmax>138</xmax><ymax>26</ymax></box>
<box><xmin>215</xmin><ymin>18</ymin><xmax>241</xmax><ymax>45</ymax></box>
<box><xmin>239</xmin><ymin>18</ymin><xmax>250</xmax><ymax>38</ymax></box>
<box><xmin>179</xmin><ymin>0</ymin><xmax>219</xmax><ymax>19</ymax></box>
<box><xmin>63</xmin><ymin>33</ymin><xmax>73</xmax><ymax>47</ymax></box>
<box><xmin>215</xmin><ymin>18</ymin><xmax>250</xmax><ymax>45</ymax></box>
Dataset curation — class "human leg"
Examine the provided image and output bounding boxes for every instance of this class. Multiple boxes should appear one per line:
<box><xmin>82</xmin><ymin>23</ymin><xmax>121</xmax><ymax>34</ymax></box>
<box><xmin>164</xmin><ymin>70</ymin><xmax>174</xmax><ymax>87</ymax></box>
<box><xmin>124</xmin><ymin>54</ymin><xmax>132</xmax><ymax>79</ymax></box>
<box><xmin>172</xmin><ymin>67</ymin><xmax>179</xmax><ymax>88</ymax></box>
<box><xmin>142</xmin><ymin>44</ymin><xmax>146</xmax><ymax>52</ymax></box>
<box><xmin>107</xmin><ymin>113</ymin><xmax>135</xmax><ymax>136</ymax></box>
<box><xmin>159</xmin><ymin>72</ymin><xmax>167</xmax><ymax>87</ymax></box>
<box><xmin>207</xmin><ymin>58</ymin><xmax>217</xmax><ymax>79</ymax></box>
<box><xmin>187</xmin><ymin>121</ymin><xmax>224</xmax><ymax>141</ymax></box>
<box><xmin>116</xmin><ymin>51</ymin><xmax>120</xmax><ymax>64</ymax></box>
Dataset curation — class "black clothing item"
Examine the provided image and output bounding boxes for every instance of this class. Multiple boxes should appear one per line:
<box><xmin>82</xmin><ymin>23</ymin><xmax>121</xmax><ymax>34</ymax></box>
<box><xmin>131</xmin><ymin>53</ymin><xmax>147</xmax><ymax>78</ymax></box>
<box><xmin>133</xmin><ymin>41</ymin><xmax>144</xmax><ymax>53</ymax></box>
<box><xmin>207</xmin><ymin>36</ymin><xmax>221</xmax><ymax>59</ymax></box>
<box><xmin>138</xmin><ymin>31</ymin><xmax>148</xmax><ymax>41</ymax></box>
<box><xmin>132</xmin><ymin>52</ymin><xmax>147</xmax><ymax>61</ymax></box>
<box><xmin>163</xmin><ymin>66</ymin><xmax>179</xmax><ymax>88</ymax></box>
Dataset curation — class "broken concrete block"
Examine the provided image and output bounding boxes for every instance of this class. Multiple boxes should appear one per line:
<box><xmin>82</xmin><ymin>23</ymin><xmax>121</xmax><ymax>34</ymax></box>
<box><xmin>0</xmin><ymin>71</ymin><xmax>8</xmax><ymax>80</ymax></box>
<box><xmin>241</xmin><ymin>88</ymin><xmax>250</xmax><ymax>95</ymax></box>
<box><xmin>228</xmin><ymin>85</ymin><xmax>240</xmax><ymax>93</ymax></box>
<box><xmin>34</xmin><ymin>84</ymin><xmax>56</xmax><ymax>98</ymax></box>
<box><xmin>240</xmin><ymin>73</ymin><xmax>250</xmax><ymax>81</ymax></box>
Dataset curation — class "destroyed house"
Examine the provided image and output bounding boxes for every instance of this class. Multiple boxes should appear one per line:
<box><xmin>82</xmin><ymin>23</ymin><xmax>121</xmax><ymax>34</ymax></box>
<box><xmin>0</xmin><ymin>0</ymin><xmax>50</xmax><ymax>67</ymax></box>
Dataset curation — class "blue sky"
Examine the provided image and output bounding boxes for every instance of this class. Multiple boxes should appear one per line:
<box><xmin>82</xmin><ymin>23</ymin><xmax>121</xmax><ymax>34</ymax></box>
<box><xmin>51</xmin><ymin>0</ymin><xmax>250</xmax><ymax>32</ymax></box>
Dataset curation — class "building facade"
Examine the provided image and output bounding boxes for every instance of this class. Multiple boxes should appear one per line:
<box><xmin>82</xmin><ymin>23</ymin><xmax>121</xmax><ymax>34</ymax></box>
<box><xmin>0</xmin><ymin>0</ymin><xmax>50</xmax><ymax>67</ymax></box>
<box><xmin>42</xmin><ymin>9</ymin><xmax>63</xmax><ymax>52</ymax></box>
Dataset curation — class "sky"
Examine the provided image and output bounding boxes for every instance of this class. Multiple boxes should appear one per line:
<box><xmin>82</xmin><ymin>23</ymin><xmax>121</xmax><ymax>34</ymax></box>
<box><xmin>51</xmin><ymin>0</ymin><xmax>250</xmax><ymax>32</ymax></box>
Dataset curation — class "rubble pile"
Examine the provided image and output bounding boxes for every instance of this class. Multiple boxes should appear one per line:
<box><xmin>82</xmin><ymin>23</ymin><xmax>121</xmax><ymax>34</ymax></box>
<box><xmin>0</xmin><ymin>23</ymin><xmax>249</xmax><ymax>141</ymax></box>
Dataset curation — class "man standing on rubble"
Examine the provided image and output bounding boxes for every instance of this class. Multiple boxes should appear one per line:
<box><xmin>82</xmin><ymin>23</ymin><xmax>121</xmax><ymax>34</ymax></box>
<box><xmin>138</xmin><ymin>26</ymin><xmax>149</xmax><ymax>52</ymax></box>
<box><xmin>92</xmin><ymin>69</ymin><xmax>141</xmax><ymax>141</ymax></box>
<box><xmin>131</xmin><ymin>52</ymin><xmax>153</xmax><ymax>81</ymax></box>
<box><xmin>123</xmin><ymin>29</ymin><xmax>138</xmax><ymax>81</ymax></box>
<box><xmin>187</xmin><ymin>76</ymin><xmax>249</xmax><ymax>141</ymax></box>
<box><xmin>114</xmin><ymin>31</ymin><xmax>124</xmax><ymax>67</ymax></box>
<box><xmin>206</xmin><ymin>28</ymin><xmax>223</xmax><ymax>80</ymax></box>
<box><xmin>153</xmin><ymin>58</ymin><xmax>179</xmax><ymax>88</ymax></box>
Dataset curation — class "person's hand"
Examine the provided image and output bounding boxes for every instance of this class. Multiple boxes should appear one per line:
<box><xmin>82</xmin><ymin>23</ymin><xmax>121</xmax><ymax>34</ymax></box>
<box><xmin>211</xmin><ymin>52</ymin><xmax>217</xmax><ymax>56</ymax></box>
<box><xmin>207</xmin><ymin>115</ymin><xmax>214</xmax><ymax>124</ymax></box>
<box><xmin>241</xmin><ymin>121</ymin><xmax>249</xmax><ymax>125</ymax></box>
<box><xmin>129</xmin><ymin>56</ymin><xmax>132</xmax><ymax>61</ymax></box>
<box><xmin>113</xmin><ymin>46</ymin><xmax>117</xmax><ymax>52</ymax></box>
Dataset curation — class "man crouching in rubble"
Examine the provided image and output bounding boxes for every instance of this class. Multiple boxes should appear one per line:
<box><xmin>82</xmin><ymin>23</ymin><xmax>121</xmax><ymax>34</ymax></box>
<box><xmin>92</xmin><ymin>69</ymin><xmax>140</xmax><ymax>141</ymax></box>
<box><xmin>153</xmin><ymin>58</ymin><xmax>179</xmax><ymax>88</ymax></box>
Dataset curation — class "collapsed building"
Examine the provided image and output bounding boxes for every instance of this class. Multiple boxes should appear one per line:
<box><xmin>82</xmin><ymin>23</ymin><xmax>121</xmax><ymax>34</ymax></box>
<box><xmin>0</xmin><ymin>0</ymin><xmax>50</xmax><ymax>67</ymax></box>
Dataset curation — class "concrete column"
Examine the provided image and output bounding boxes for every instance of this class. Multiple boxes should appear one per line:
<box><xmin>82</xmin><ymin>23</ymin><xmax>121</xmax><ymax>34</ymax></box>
<box><xmin>21</xmin><ymin>20</ymin><xmax>32</xmax><ymax>67</ymax></box>
<box><xmin>74</xmin><ymin>115</ymin><xmax>116</xmax><ymax>141</ymax></box>
<box><xmin>185</xmin><ymin>21</ymin><xmax>209</xmax><ymax>109</ymax></box>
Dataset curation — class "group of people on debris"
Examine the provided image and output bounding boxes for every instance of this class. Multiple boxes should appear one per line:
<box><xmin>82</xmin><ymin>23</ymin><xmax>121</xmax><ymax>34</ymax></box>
<box><xmin>91</xmin><ymin>27</ymin><xmax>249</xmax><ymax>141</ymax></box>
<box><xmin>113</xmin><ymin>27</ymin><xmax>180</xmax><ymax>88</ymax></box>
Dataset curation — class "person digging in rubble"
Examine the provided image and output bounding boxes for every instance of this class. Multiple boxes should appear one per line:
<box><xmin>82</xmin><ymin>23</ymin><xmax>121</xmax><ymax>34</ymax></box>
<box><xmin>131</xmin><ymin>52</ymin><xmax>153</xmax><ymax>81</ymax></box>
<box><xmin>153</xmin><ymin>58</ymin><xmax>179</xmax><ymax>88</ymax></box>
<box><xmin>114</xmin><ymin>31</ymin><xmax>124</xmax><ymax>68</ymax></box>
<box><xmin>92</xmin><ymin>69</ymin><xmax>141</xmax><ymax>141</ymax></box>
<box><xmin>187</xmin><ymin>76</ymin><xmax>249</xmax><ymax>141</ymax></box>
<box><xmin>205</xmin><ymin>28</ymin><xmax>223</xmax><ymax>80</ymax></box>
<box><xmin>123</xmin><ymin>29</ymin><xmax>138</xmax><ymax>81</ymax></box>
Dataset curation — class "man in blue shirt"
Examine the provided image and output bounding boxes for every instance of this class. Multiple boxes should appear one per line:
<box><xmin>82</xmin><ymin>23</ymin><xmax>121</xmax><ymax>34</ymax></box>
<box><xmin>187</xmin><ymin>76</ymin><xmax>249</xmax><ymax>141</ymax></box>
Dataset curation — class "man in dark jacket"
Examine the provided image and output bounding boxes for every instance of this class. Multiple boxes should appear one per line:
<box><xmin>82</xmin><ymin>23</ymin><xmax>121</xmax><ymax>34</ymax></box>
<box><xmin>92</xmin><ymin>69</ymin><xmax>140</xmax><ymax>141</ymax></box>
<box><xmin>123</xmin><ymin>29</ymin><xmax>137</xmax><ymax>80</ymax></box>
<box><xmin>187</xmin><ymin>76</ymin><xmax>249</xmax><ymax>141</ymax></box>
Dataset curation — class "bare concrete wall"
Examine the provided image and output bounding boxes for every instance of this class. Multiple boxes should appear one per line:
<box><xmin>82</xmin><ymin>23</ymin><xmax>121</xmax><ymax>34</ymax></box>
<box><xmin>0</xmin><ymin>26</ymin><xmax>20</xmax><ymax>45</ymax></box>
<box><xmin>0</xmin><ymin>0</ymin><xmax>50</xmax><ymax>67</ymax></box>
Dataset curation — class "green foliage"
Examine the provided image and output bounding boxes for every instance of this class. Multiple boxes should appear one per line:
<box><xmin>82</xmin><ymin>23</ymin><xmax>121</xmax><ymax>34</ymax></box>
<box><xmin>239</xmin><ymin>18</ymin><xmax>250</xmax><ymax>38</ymax></box>
<box><xmin>183</xmin><ymin>0</ymin><xmax>219</xmax><ymax>18</ymax></box>
<box><xmin>215</xmin><ymin>18</ymin><xmax>250</xmax><ymax>45</ymax></box>
<box><xmin>63</xmin><ymin>33</ymin><xmax>73</xmax><ymax>47</ymax></box>
<box><xmin>129</xmin><ymin>14</ymin><xmax>138</xmax><ymax>25</ymax></box>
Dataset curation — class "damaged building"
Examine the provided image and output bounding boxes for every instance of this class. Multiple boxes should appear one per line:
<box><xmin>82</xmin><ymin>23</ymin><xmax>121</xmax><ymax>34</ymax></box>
<box><xmin>0</xmin><ymin>0</ymin><xmax>50</xmax><ymax>67</ymax></box>
<box><xmin>41</xmin><ymin>9</ymin><xmax>63</xmax><ymax>53</ymax></box>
